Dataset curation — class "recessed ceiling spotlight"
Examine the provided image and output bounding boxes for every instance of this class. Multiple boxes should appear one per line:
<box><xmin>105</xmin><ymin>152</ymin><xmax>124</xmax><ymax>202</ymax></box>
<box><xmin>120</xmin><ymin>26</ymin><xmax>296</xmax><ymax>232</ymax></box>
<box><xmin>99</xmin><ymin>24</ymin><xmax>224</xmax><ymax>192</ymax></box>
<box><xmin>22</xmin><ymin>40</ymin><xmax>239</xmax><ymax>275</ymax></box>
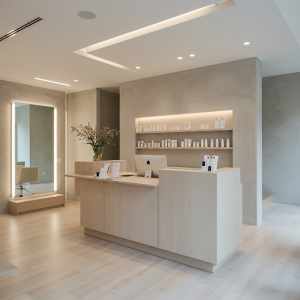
<box><xmin>244</xmin><ymin>42</ymin><xmax>250</xmax><ymax>45</ymax></box>
<box><xmin>136</xmin><ymin>66</ymin><xmax>140</xmax><ymax>69</ymax></box>
<box><xmin>35</xmin><ymin>78</ymin><xmax>71</xmax><ymax>86</ymax></box>
<box><xmin>178</xmin><ymin>57</ymin><xmax>183</xmax><ymax>60</ymax></box>
<box><xmin>190</xmin><ymin>54</ymin><xmax>195</xmax><ymax>57</ymax></box>
<box><xmin>78</xmin><ymin>11</ymin><xmax>96</xmax><ymax>20</ymax></box>
<box><xmin>74</xmin><ymin>79</ymin><xmax>78</xmax><ymax>82</ymax></box>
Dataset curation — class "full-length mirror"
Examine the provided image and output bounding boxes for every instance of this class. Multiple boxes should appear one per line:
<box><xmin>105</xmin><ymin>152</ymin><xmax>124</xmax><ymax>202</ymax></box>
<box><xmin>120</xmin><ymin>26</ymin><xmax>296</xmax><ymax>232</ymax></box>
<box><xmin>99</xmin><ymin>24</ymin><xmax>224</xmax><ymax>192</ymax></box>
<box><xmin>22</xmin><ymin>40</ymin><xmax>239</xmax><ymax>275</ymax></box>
<box><xmin>13</xmin><ymin>103</ymin><xmax>55</xmax><ymax>198</ymax></box>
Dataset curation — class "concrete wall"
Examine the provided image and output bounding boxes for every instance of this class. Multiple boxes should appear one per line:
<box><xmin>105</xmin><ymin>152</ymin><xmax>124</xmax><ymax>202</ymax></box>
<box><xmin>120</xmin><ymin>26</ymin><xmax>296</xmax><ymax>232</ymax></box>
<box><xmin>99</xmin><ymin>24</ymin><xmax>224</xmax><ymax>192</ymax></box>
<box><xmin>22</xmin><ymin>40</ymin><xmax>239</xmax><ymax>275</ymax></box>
<box><xmin>99</xmin><ymin>90</ymin><xmax>120</xmax><ymax>161</ymax></box>
<box><xmin>263</xmin><ymin>72</ymin><xmax>300</xmax><ymax>205</ymax></box>
<box><xmin>120</xmin><ymin>58</ymin><xmax>262</xmax><ymax>225</ymax></box>
<box><xmin>30</xmin><ymin>105</ymin><xmax>54</xmax><ymax>184</ymax></box>
<box><xmin>67</xmin><ymin>89</ymin><xmax>98</xmax><ymax>200</ymax></box>
<box><xmin>0</xmin><ymin>80</ymin><xmax>65</xmax><ymax>214</ymax></box>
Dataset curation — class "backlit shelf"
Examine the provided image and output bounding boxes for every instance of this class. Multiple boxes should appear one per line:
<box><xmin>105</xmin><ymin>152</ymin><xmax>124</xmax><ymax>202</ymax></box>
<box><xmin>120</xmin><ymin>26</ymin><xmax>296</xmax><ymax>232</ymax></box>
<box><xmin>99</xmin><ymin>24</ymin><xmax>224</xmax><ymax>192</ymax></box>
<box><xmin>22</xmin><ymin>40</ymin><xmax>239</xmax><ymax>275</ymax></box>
<box><xmin>135</xmin><ymin>147</ymin><xmax>233</xmax><ymax>150</ymax></box>
<box><xmin>135</xmin><ymin>129</ymin><xmax>232</xmax><ymax>134</ymax></box>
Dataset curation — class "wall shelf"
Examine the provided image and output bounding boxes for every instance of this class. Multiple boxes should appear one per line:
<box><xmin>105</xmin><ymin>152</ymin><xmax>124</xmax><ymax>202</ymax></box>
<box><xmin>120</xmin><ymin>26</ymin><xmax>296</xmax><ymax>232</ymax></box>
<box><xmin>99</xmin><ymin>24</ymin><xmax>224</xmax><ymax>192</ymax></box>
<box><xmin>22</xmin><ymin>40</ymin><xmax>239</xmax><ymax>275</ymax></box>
<box><xmin>136</xmin><ymin>147</ymin><xmax>233</xmax><ymax>150</ymax></box>
<box><xmin>135</xmin><ymin>129</ymin><xmax>233</xmax><ymax>134</ymax></box>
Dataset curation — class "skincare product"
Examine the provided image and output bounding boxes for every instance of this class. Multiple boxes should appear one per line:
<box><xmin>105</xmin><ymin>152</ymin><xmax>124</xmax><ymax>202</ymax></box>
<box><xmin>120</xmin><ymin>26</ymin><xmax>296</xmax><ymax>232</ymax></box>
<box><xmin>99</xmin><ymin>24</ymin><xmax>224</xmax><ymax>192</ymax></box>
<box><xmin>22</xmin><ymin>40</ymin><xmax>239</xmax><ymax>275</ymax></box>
<box><xmin>165</xmin><ymin>139</ymin><xmax>168</xmax><ymax>147</ymax></box>
<box><xmin>158</xmin><ymin>143</ymin><xmax>160</xmax><ymax>147</ymax></box>
<box><xmin>148</xmin><ymin>143</ymin><xmax>151</xmax><ymax>147</ymax></box>
<box><xmin>139</xmin><ymin>126</ymin><xmax>142</xmax><ymax>132</ymax></box>
<box><xmin>188</xmin><ymin>141</ymin><xmax>192</xmax><ymax>148</ymax></box>
<box><xmin>215</xmin><ymin>139</ymin><xmax>219</xmax><ymax>147</ymax></box>
<box><xmin>185</xmin><ymin>122</ymin><xmax>191</xmax><ymax>130</ymax></box>
<box><xmin>200</xmin><ymin>125</ymin><xmax>204</xmax><ymax>129</ymax></box>
<box><xmin>205</xmin><ymin>139</ymin><xmax>208</xmax><ymax>147</ymax></box>
<box><xmin>215</xmin><ymin>118</ymin><xmax>220</xmax><ymax>129</ymax></box>
<box><xmin>201</xmin><ymin>139</ymin><xmax>204</xmax><ymax>147</ymax></box>
<box><xmin>212</xmin><ymin>155</ymin><xmax>219</xmax><ymax>170</ymax></box>
<box><xmin>168</xmin><ymin>141</ymin><xmax>171</xmax><ymax>147</ymax></box>
<box><xmin>193</xmin><ymin>142</ymin><xmax>196</xmax><ymax>147</ymax></box>
<box><xmin>208</xmin><ymin>166</ymin><xmax>212</xmax><ymax>172</ymax></box>
<box><xmin>181</xmin><ymin>141</ymin><xmax>184</xmax><ymax>147</ymax></box>
<box><xmin>143</xmin><ymin>125</ymin><xmax>147</xmax><ymax>132</ymax></box>
<box><xmin>204</xmin><ymin>155</ymin><xmax>210</xmax><ymax>168</ymax></box>
<box><xmin>141</xmin><ymin>141</ymin><xmax>144</xmax><ymax>147</ymax></box>
<box><xmin>136</xmin><ymin>127</ymin><xmax>139</xmax><ymax>132</ymax></box>
<box><xmin>162</xmin><ymin>140</ymin><xmax>165</xmax><ymax>147</ymax></box>
<box><xmin>149</xmin><ymin>125</ymin><xmax>152</xmax><ymax>131</ymax></box>
<box><xmin>226</xmin><ymin>138</ymin><xmax>230</xmax><ymax>147</ymax></box>
<box><xmin>156</xmin><ymin>124</ymin><xmax>159</xmax><ymax>131</ymax></box>
<box><xmin>154</xmin><ymin>143</ymin><xmax>157</xmax><ymax>147</ymax></box>
<box><xmin>163</xmin><ymin>124</ymin><xmax>167</xmax><ymax>131</ymax></box>
<box><xmin>159</xmin><ymin>124</ymin><xmax>163</xmax><ymax>131</ymax></box>
<box><xmin>196</xmin><ymin>142</ymin><xmax>199</xmax><ymax>147</ymax></box>
<box><xmin>205</xmin><ymin>124</ymin><xmax>209</xmax><ymax>129</ymax></box>
<box><xmin>176</xmin><ymin>126</ymin><xmax>179</xmax><ymax>130</ymax></box>
<box><xmin>184</xmin><ymin>139</ymin><xmax>188</xmax><ymax>147</ymax></box>
<box><xmin>138</xmin><ymin>141</ymin><xmax>141</xmax><ymax>147</ymax></box>
<box><xmin>152</xmin><ymin>125</ymin><xmax>155</xmax><ymax>131</ymax></box>
<box><xmin>220</xmin><ymin>117</ymin><xmax>226</xmax><ymax>129</ymax></box>
<box><xmin>210</xmin><ymin>139</ymin><xmax>214</xmax><ymax>148</ymax></box>
<box><xmin>175</xmin><ymin>140</ymin><xmax>178</xmax><ymax>147</ymax></box>
<box><xmin>146</xmin><ymin>126</ymin><xmax>149</xmax><ymax>132</ymax></box>
<box><xmin>151</xmin><ymin>141</ymin><xmax>154</xmax><ymax>147</ymax></box>
<box><xmin>172</xmin><ymin>126</ymin><xmax>175</xmax><ymax>130</ymax></box>
<box><xmin>221</xmin><ymin>139</ymin><xmax>225</xmax><ymax>147</ymax></box>
<box><xmin>202</xmin><ymin>161</ymin><xmax>207</xmax><ymax>171</ymax></box>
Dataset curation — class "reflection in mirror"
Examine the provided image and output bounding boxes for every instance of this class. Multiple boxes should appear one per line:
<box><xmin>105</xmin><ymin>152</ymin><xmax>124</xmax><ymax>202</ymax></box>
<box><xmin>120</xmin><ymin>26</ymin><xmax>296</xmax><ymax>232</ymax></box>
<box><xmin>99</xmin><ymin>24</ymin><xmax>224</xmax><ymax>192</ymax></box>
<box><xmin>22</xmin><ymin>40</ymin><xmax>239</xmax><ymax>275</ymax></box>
<box><xmin>15</xmin><ymin>103</ymin><xmax>54</xmax><ymax>198</ymax></box>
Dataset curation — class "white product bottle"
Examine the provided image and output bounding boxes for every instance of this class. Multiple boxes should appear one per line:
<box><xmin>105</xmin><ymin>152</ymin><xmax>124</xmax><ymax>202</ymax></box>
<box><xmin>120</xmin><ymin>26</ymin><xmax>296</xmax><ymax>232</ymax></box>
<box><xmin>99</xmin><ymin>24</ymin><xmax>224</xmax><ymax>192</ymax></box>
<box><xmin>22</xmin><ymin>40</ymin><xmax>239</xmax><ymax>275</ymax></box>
<box><xmin>149</xmin><ymin>125</ymin><xmax>152</xmax><ymax>131</ymax></box>
<box><xmin>141</xmin><ymin>141</ymin><xmax>144</xmax><ymax>147</ymax></box>
<box><xmin>162</xmin><ymin>140</ymin><xmax>165</xmax><ymax>147</ymax></box>
<box><xmin>151</xmin><ymin>141</ymin><xmax>154</xmax><ymax>147</ymax></box>
<box><xmin>216</xmin><ymin>139</ymin><xmax>219</xmax><ymax>147</ymax></box>
<box><xmin>193</xmin><ymin>142</ymin><xmax>196</xmax><ymax>147</ymax></box>
<box><xmin>226</xmin><ymin>138</ymin><xmax>230</xmax><ymax>147</ymax></box>
<box><xmin>152</xmin><ymin>125</ymin><xmax>156</xmax><ymax>132</ymax></box>
<box><xmin>201</xmin><ymin>139</ymin><xmax>204</xmax><ymax>147</ymax></box>
<box><xmin>138</xmin><ymin>141</ymin><xmax>141</xmax><ymax>147</ymax></box>
<box><xmin>210</xmin><ymin>139</ymin><xmax>214</xmax><ymax>148</ymax></box>
<box><xmin>205</xmin><ymin>139</ymin><xmax>208</xmax><ymax>148</ymax></box>
<box><xmin>181</xmin><ymin>141</ymin><xmax>184</xmax><ymax>147</ymax></box>
<box><xmin>196</xmin><ymin>142</ymin><xmax>199</xmax><ymax>147</ymax></box>
<box><xmin>221</xmin><ymin>139</ymin><xmax>225</xmax><ymax>147</ymax></box>
<box><xmin>158</xmin><ymin>143</ymin><xmax>160</xmax><ymax>147</ymax></box>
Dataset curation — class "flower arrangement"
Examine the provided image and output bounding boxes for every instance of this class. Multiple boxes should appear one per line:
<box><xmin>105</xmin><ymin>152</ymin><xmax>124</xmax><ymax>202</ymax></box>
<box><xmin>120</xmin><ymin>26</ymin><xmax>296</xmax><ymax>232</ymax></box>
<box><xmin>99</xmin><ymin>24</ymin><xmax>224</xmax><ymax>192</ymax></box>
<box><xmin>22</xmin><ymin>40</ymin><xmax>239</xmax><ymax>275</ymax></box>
<box><xmin>71</xmin><ymin>123</ymin><xmax>120</xmax><ymax>161</ymax></box>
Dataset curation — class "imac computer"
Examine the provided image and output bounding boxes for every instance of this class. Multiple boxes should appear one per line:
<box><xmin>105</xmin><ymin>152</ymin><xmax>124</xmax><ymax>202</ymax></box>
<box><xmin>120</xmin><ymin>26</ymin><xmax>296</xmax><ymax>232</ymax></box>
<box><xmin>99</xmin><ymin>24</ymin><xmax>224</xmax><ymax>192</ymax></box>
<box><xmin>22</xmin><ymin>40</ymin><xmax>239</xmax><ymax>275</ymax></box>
<box><xmin>135</xmin><ymin>155</ymin><xmax>167</xmax><ymax>178</ymax></box>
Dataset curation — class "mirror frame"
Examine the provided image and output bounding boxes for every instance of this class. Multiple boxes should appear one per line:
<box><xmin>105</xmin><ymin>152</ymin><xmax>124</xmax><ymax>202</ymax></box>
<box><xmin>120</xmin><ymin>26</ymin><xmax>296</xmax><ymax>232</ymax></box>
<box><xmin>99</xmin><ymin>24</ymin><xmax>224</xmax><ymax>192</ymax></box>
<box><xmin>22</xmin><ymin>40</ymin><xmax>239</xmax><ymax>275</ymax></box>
<box><xmin>12</xmin><ymin>102</ymin><xmax>57</xmax><ymax>197</ymax></box>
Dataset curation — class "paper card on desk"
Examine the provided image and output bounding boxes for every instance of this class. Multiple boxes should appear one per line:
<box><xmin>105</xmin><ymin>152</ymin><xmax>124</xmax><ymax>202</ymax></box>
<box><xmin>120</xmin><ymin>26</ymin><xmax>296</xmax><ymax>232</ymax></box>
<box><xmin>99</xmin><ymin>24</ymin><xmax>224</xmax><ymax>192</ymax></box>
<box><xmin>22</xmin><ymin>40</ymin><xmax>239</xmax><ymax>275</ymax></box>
<box><xmin>111</xmin><ymin>163</ymin><xmax>120</xmax><ymax>178</ymax></box>
<box><xmin>99</xmin><ymin>168</ymin><xmax>108</xmax><ymax>178</ymax></box>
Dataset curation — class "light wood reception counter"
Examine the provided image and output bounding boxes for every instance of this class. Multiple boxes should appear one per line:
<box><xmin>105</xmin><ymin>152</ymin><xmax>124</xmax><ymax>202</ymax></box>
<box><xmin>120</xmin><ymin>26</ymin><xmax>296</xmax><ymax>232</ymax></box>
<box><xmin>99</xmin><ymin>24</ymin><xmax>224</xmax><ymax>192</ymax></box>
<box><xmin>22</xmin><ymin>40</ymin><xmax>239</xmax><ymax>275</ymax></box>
<box><xmin>66</xmin><ymin>164</ymin><xmax>242</xmax><ymax>272</ymax></box>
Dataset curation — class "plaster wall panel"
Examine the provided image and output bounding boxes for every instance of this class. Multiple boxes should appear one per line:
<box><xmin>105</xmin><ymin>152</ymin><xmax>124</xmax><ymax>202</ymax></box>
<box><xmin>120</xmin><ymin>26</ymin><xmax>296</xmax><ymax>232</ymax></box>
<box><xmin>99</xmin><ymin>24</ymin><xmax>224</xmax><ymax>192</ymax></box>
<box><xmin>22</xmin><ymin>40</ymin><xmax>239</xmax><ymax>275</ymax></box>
<box><xmin>263</xmin><ymin>72</ymin><xmax>300</xmax><ymax>205</ymax></box>
<box><xmin>0</xmin><ymin>80</ymin><xmax>65</xmax><ymax>214</ymax></box>
<box><xmin>120</xmin><ymin>58</ymin><xmax>262</xmax><ymax>225</ymax></box>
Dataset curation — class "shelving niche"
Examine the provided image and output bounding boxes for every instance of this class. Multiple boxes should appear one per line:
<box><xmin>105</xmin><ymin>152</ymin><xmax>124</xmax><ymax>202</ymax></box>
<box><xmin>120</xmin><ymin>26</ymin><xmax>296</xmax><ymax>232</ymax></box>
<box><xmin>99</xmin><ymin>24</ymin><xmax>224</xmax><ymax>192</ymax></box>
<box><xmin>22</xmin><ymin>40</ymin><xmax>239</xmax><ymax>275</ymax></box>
<box><xmin>135</xmin><ymin>110</ymin><xmax>233</xmax><ymax>169</ymax></box>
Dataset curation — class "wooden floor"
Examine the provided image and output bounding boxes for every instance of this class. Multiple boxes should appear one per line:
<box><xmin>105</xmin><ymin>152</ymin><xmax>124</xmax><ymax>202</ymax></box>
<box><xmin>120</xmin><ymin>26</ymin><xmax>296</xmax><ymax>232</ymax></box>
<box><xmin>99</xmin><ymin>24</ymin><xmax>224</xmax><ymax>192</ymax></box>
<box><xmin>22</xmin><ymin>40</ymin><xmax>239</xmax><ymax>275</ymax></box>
<box><xmin>0</xmin><ymin>201</ymin><xmax>300</xmax><ymax>300</ymax></box>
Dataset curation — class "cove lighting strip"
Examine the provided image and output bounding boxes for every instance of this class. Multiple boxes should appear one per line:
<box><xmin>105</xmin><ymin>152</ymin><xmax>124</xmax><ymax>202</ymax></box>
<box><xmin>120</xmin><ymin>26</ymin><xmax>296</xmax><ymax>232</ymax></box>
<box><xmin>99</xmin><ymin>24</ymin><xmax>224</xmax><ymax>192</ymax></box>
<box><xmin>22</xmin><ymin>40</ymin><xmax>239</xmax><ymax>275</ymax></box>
<box><xmin>12</xmin><ymin>103</ymin><xmax>15</xmax><ymax>197</ymax></box>
<box><xmin>54</xmin><ymin>108</ymin><xmax>57</xmax><ymax>192</ymax></box>
<box><xmin>74</xmin><ymin>0</ymin><xmax>236</xmax><ymax>71</ymax></box>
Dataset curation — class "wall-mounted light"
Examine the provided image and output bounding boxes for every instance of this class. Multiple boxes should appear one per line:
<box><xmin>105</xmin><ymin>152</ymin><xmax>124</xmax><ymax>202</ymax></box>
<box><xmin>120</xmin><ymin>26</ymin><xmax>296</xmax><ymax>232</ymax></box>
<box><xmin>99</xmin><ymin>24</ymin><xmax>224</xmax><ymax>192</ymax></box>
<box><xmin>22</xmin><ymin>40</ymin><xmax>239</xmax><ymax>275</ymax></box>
<box><xmin>54</xmin><ymin>108</ymin><xmax>57</xmax><ymax>192</ymax></box>
<box><xmin>11</xmin><ymin>103</ymin><xmax>15</xmax><ymax>197</ymax></box>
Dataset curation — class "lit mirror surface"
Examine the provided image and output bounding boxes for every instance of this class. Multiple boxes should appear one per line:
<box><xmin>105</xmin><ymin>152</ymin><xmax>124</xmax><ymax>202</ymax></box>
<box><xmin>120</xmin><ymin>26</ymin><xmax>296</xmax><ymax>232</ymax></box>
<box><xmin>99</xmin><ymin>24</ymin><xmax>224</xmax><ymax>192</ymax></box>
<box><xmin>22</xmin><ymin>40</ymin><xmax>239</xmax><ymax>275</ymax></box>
<box><xmin>15</xmin><ymin>103</ymin><xmax>54</xmax><ymax>198</ymax></box>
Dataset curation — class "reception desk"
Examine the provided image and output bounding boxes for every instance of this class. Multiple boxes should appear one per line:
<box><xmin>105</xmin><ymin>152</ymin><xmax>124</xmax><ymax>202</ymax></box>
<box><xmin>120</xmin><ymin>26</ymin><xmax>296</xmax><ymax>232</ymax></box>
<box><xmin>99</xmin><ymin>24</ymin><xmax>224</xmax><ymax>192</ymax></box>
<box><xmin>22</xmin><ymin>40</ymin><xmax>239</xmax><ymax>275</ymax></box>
<box><xmin>66</xmin><ymin>164</ymin><xmax>242</xmax><ymax>272</ymax></box>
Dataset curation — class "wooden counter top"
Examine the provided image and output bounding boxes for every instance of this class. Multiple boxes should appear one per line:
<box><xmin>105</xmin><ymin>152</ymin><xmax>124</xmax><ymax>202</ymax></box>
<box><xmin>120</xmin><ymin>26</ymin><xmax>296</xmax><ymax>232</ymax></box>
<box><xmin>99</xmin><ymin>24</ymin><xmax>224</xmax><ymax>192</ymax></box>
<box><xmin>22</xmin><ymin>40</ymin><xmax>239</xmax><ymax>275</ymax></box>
<box><xmin>65</xmin><ymin>173</ymin><xmax>159</xmax><ymax>188</ymax></box>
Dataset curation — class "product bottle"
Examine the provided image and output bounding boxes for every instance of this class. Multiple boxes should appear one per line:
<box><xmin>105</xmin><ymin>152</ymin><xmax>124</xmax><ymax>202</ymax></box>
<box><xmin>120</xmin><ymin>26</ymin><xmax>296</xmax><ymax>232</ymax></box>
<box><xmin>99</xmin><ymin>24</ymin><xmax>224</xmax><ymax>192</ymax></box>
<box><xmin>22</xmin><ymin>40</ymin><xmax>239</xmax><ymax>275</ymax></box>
<box><xmin>216</xmin><ymin>139</ymin><xmax>219</xmax><ymax>147</ymax></box>
<box><xmin>210</xmin><ymin>139</ymin><xmax>214</xmax><ymax>147</ymax></box>
<box><xmin>226</xmin><ymin>138</ymin><xmax>230</xmax><ymax>147</ymax></box>
<box><xmin>221</xmin><ymin>139</ymin><xmax>225</xmax><ymax>147</ymax></box>
<box><xmin>201</xmin><ymin>139</ymin><xmax>204</xmax><ymax>147</ymax></box>
<box><xmin>205</xmin><ymin>139</ymin><xmax>208</xmax><ymax>148</ymax></box>
<box><xmin>162</xmin><ymin>140</ymin><xmax>165</xmax><ymax>147</ymax></box>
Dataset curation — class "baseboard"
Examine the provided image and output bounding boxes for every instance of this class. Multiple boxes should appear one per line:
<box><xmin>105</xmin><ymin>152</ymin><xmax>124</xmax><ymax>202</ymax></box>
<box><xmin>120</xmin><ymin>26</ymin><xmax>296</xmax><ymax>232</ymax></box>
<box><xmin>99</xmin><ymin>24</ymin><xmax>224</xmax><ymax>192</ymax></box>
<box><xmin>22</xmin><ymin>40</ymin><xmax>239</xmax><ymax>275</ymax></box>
<box><xmin>84</xmin><ymin>228</ymin><xmax>235</xmax><ymax>273</ymax></box>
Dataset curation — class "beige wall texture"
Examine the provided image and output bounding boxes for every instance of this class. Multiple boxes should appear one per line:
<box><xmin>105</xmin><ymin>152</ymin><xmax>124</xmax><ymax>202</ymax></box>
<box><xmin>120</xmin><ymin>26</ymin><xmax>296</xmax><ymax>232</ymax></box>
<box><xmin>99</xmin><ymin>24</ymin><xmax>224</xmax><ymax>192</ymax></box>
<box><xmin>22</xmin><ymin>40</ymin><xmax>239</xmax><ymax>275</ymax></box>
<box><xmin>0</xmin><ymin>80</ymin><xmax>65</xmax><ymax>214</ymax></box>
<box><xmin>120</xmin><ymin>58</ymin><xmax>262</xmax><ymax>225</ymax></box>
<box><xmin>263</xmin><ymin>72</ymin><xmax>300</xmax><ymax>205</ymax></box>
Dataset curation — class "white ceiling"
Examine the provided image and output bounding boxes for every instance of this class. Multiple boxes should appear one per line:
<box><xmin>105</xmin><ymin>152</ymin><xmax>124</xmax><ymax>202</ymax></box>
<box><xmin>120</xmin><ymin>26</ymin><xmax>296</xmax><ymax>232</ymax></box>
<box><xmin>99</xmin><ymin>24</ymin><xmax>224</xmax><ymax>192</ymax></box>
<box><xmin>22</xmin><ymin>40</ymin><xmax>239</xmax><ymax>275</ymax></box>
<box><xmin>0</xmin><ymin>0</ymin><xmax>300</xmax><ymax>94</ymax></box>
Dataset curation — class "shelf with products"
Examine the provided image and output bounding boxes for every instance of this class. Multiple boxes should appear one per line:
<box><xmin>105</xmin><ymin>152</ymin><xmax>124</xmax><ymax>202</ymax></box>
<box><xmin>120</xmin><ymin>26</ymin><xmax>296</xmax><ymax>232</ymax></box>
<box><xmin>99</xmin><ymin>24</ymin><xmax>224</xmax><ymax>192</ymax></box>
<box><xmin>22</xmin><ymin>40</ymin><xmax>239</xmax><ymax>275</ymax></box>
<box><xmin>136</xmin><ymin>147</ymin><xmax>233</xmax><ymax>150</ymax></box>
<box><xmin>135</xmin><ymin>129</ymin><xmax>233</xmax><ymax>134</ymax></box>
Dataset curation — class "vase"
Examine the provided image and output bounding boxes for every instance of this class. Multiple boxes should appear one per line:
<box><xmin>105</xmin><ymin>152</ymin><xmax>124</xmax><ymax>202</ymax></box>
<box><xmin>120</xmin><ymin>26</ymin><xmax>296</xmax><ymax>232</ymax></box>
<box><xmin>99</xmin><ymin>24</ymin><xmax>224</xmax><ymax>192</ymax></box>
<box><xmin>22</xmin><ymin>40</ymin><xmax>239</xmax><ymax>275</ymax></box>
<box><xmin>93</xmin><ymin>147</ymin><xmax>103</xmax><ymax>161</ymax></box>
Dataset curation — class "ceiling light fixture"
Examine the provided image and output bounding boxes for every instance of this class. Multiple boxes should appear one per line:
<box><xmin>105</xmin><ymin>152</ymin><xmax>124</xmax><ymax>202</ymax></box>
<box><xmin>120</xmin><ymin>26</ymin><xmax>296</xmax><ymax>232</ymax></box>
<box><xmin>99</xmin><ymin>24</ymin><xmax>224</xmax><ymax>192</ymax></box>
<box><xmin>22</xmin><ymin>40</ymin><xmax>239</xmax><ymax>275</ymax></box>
<box><xmin>190</xmin><ymin>54</ymin><xmax>195</xmax><ymax>57</ymax></box>
<box><xmin>244</xmin><ymin>42</ymin><xmax>250</xmax><ymax>45</ymax></box>
<box><xmin>178</xmin><ymin>57</ymin><xmax>183</xmax><ymax>60</ymax></box>
<box><xmin>35</xmin><ymin>78</ymin><xmax>71</xmax><ymax>86</ymax></box>
<box><xmin>74</xmin><ymin>0</ymin><xmax>236</xmax><ymax>71</ymax></box>
<box><xmin>136</xmin><ymin>66</ymin><xmax>140</xmax><ymax>69</ymax></box>
<box><xmin>78</xmin><ymin>11</ymin><xmax>96</xmax><ymax>20</ymax></box>
<box><xmin>74</xmin><ymin>79</ymin><xmax>78</xmax><ymax>82</ymax></box>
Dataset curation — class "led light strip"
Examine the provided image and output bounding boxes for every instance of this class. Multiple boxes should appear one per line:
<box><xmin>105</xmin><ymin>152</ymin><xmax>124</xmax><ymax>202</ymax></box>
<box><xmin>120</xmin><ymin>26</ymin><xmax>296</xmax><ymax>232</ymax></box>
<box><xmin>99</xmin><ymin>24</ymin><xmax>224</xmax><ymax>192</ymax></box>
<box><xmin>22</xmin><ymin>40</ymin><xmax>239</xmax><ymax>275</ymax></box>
<box><xmin>12</xmin><ymin>103</ymin><xmax>15</xmax><ymax>197</ymax></box>
<box><xmin>74</xmin><ymin>0</ymin><xmax>236</xmax><ymax>71</ymax></box>
<box><xmin>54</xmin><ymin>108</ymin><xmax>57</xmax><ymax>192</ymax></box>
<box><xmin>35</xmin><ymin>78</ymin><xmax>71</xmax><ymax>86</ymax></box>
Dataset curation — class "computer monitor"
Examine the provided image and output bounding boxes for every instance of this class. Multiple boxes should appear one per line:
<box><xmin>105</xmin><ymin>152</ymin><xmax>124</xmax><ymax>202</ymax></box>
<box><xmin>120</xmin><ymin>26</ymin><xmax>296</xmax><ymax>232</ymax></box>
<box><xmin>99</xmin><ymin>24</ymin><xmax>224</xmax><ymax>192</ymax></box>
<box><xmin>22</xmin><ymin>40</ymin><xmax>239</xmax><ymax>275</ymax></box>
<box><xmin>135</xmin><ymin>155</ymin><xmax>167</xmax><ymax>178</ymax></box>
